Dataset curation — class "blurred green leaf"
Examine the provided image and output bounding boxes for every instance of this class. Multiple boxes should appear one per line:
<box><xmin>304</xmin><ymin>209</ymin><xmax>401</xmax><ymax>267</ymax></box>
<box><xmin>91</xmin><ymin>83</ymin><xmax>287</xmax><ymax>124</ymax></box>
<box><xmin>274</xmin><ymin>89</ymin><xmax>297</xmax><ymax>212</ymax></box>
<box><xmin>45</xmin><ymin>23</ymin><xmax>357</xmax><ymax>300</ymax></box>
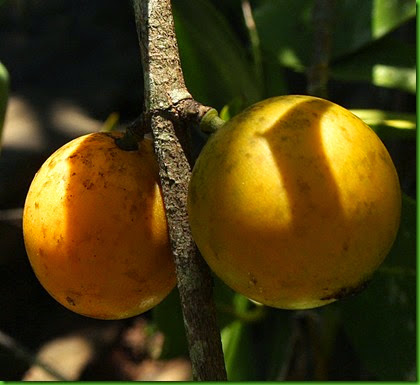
<box><xmin>219</xmin><ymin>98</ymin><xmax>247</xmax><ymax>121</ymax></box>
<box><xmin>254</xmin><ymin>0</ymin><xmax>415</xmax><ymax>70</ymax></box>
<box><xmin>379</xmin><ymin>193</ymin><xmax>416</xmax><ymax>276</ymax></box>
<box><xmin>370</xmin><ymin>0</ymin><xmax>415</xmax><ymax>39</ymax></box>
<box><xmin>259</xmin><ymin>309</ymin><xmax>293</xmax><ymax>380</ymax></box>
<box><xmin>331</xmin><ymin>0</ymin><xmax>415</xmax><ymax>58</ymax></box>
<box><xmin>351</xmin><ymin>109</ymin><xmax>416</xmax><ymax>140</ymax></box>
<box><xmin>0</xmin><ymin>61</ymin><xmax>9</xmax><ymax>150</ymax></box>
<box><xmin>152</xmin><ymin>288</ymin><xmax>189</xmax><ymax>359</ymax></box>
<box><xmin>260</xmin><ymin>53</ymin><xmax>288</xmax><ymax>99</ymax></box>
<box><xmin>254</xmin><ymin>0</ymin><xmax>313</xmax><ymax>71</ymax></box>
<box><xmin>221</xmin><ymin>295</ymin><xmax>257</xmax><ymax>380</ymax></box>
<box><xmin>173</xmin><ymin>0</ymin><xmax>261</xmax><ymax>110</ymax></box>
<box><xmin>100</xmin><ymin>112</ymin><xmax>119</xmax><ymax>132</ymax></box>
<box><xmin>340</xmin><ymin>194</ymin><xmax>416</xmax><ymax>380</ymax></box>
<box><xmin>213</xmin><ymin>275</ymin><xmax>244</xmax><ymax>329</ymax></box>
<box><xmin>213</xmin><ymin>274</ymin><xmax>267</xmax><ymax>328</ymax></box>
<box><xmin>331</xmin><ymin>37</ymin><xmax>415</xmax><ymax>93</ymax></box>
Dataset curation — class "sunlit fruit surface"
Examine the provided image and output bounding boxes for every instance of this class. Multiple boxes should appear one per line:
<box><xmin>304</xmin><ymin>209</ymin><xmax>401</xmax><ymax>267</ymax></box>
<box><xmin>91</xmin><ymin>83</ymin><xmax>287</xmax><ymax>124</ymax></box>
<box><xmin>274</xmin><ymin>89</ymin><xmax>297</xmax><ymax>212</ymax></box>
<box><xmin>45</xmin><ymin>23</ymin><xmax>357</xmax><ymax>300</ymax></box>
<box><xmin>23</xmin><ymin>132</ymin><xmax>176</xmax><ymax>319</ymax></box>
<box><xmin>188</xmin><ymin>95</ymin><xmax>401</xmax><ymax>309</ymax></box>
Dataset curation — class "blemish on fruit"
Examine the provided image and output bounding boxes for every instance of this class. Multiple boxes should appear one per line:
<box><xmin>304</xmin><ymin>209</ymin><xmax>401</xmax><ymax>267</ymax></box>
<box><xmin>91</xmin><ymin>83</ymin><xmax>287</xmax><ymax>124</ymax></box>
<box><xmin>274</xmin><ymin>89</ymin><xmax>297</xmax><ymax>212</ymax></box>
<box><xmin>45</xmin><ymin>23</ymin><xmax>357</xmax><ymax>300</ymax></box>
<box><xmin>83</xmin><ymin>179</ymin><xmax>94</xmax><ymax>190</ymax></box>
<box><xmin>297</xmin><ymin>179</ymin><xmax>311</xmax><ymax>193</ymax></box>
<box><xmin>66</xmin><ymin>296</ymin><xmax>76</xmax><ymax>306</ymax></box>
<box><xmin>320</xmin><ymin>279</ymin><xmax>370</xmax><ymax>301</ymax></box>
<box><xmin>248</xmin><ymin>272</ymin><xmax>257</xmax><ymax>286</ymax></box>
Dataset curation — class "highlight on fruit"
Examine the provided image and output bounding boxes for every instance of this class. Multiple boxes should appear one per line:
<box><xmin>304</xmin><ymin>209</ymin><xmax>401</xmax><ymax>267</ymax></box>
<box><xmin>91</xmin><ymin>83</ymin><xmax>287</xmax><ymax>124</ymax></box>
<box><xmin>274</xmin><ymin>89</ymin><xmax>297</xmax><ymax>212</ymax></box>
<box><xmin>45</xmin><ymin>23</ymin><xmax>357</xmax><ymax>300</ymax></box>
<box><xmin>23</xmin><ymin>131</ymin><xmax>176</xmax><ymax>320</ymax></box>
<box><xmin>188</xmin><ymin>95</ymin><xmax>401</xmax><ymax>310</ymax></box>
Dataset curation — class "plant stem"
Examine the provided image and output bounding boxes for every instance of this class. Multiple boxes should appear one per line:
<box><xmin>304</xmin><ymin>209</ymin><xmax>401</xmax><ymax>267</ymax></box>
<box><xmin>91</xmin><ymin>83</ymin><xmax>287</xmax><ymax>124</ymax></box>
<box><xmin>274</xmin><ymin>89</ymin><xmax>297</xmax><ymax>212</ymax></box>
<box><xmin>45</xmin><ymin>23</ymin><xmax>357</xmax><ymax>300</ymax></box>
<box><xmin>132</xmin><ymin>0</ymin><xmax>227</xmax><ymax>380</ymax></box>
<box><xmin>307</xmin><ymin>0</ymin><xmax>336</xmax><ymax>98</ymax></box>
<box><xmin>241</xmin><ymin>0</ymin><xmax>263</xmax><ymax>92</ymax></box>
<box><xmin>0</xmin><ymin>61</ymin><xmax>9</xmax><ymax>152</ymax></box>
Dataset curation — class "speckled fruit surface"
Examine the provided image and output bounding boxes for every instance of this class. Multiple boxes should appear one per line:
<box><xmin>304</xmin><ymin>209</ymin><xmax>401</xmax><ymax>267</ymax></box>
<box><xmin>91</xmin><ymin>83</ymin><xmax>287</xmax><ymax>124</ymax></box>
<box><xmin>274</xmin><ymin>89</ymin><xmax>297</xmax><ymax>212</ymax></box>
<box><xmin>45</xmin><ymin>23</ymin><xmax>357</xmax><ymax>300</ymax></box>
<box><xmin>188</xmin><ymin>95</ymin><xmax>401</xmax><ymax>309</ymax></box>
<box><xmin>23</xmin><ymin>132</ymin><xmax>175</xmax><ymax>319</ymax></box>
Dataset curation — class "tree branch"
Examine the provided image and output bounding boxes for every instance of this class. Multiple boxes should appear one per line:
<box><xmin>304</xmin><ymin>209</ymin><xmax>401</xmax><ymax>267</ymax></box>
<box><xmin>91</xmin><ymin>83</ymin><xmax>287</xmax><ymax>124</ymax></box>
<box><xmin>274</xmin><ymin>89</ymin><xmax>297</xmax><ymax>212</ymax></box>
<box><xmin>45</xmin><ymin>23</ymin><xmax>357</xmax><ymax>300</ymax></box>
<box><xmin>132</xmin><ymin>0</ymin><xmax>227</xmax><ymax>380</ymax></box>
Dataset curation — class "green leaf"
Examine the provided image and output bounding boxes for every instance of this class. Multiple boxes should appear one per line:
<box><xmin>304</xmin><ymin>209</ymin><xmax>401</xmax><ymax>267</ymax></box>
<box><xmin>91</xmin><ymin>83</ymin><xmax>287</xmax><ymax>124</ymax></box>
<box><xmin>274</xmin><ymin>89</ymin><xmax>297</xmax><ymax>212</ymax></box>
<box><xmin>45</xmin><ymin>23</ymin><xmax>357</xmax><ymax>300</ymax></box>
<box><xmin>254</xmin><ymin>0</ymin><xmax>313</xmax><ymax>71</ymax></box>
<box><xmin>221</xmin><ymin>295</ymin><xmax>257</xmax><ymax>381</ymax></box>
<box><xmin>351</xmin><ymin>109</ymin><xmax>416</xmax><ymax>140</ymax></box>
<box><xmin>331</xmin><ymin>37</ymin><xmax>415</xmax><ymax>93</ymax></box>
<box><xmin>0</xmin><ymin>61</ymin><xmax>9</xmax><ymax>150</ymax></box>
<box><xmin>173</xmin><ymin>0</ymin><xmax>261</xmax><ymax>109</ymax></box>
<box><xmin>260</xmin><ymin>53</ymin><xmax>288</xmax><ymax>99</ymax></box>
<box><xmin>254</xmin><ymin>0</ymin><xmax>415</xmax><ymax>70</ymax></box>
<box><xmin>331</xmin><ymin>0</ymin><xmax>415</xmax><ymax>58</ymax></box>
<box><xmin>259</xmin><ymin>309</ymin><xmax>294</xmax><ymax>380</ymax></box>
<box><xmin>152</xmin><ymin>288</ymin><xmax>189</xmax><ymax>359</ymax></box>
<box><xmin>219</xmin><ymin>98</ymin><xmax>248</xmax><ymax>121</ymax></box>
<box><xmin>371</xmin><ymin>0</ymin><xmax>416</xmax><ymax>39</ymax></box>
<box><xmin>340</xmin><ymin>194</ymin><xmax>416</xmax><ymax>380</ymax></box>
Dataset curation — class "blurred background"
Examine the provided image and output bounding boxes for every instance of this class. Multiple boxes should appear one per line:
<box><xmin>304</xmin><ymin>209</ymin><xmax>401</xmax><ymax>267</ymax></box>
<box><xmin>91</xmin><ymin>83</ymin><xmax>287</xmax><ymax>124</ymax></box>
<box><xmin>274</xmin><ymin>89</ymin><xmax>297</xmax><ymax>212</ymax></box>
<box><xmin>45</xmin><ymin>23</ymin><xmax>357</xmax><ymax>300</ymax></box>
<box><xmin>0</xmin><ymin>0</ymin><xmax>416</xmax><ymax>381</ymax></box>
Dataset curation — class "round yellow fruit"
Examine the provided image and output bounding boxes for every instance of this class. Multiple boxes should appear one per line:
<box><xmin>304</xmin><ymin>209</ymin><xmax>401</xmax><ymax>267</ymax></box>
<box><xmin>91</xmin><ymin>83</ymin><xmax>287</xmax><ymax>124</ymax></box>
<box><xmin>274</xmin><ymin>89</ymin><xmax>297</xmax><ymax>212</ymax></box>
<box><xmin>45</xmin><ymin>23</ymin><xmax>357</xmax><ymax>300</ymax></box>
<box><xmin>188</xmin><ymin>95</ymin><xmax>401</xmax><ymax>310</ymax></box>
<box><xmin>23</xmin><ymin>132</ymin><xmax>176</xmax><ymax>319</ymax></box>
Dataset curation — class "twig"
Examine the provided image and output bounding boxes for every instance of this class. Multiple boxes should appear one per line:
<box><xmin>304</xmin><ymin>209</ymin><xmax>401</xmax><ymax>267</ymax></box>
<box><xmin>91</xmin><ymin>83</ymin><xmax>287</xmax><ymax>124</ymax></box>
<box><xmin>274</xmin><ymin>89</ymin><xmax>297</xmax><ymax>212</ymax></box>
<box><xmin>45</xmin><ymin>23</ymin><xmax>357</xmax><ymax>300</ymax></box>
<box><xmin>132</xmin><ymin>0</ymin><xmax>227</xmax><ymax>380</ymax></box>
<box><xmin>0</xmin><ymin>329</ymin><xmax>69</xmax><ymax>381</ymax></box>
<box><xmin>241</xmin><ymin>0</ymin><xmax>263</xmax><ymax>91</ymax></box>
<box><xmin>0</xmin><ymin>207</ymin><xmax>23</xmax><ymax>222</ymax></box>
<box><xmin>307</xmin><ymin>0</ymin><xmax>336</xmax><ymax>98</ymax></box>
<box><xmin>0</xmin><ymin>207</ymin><xmax>23</xmax><ymax>228</ymax></box>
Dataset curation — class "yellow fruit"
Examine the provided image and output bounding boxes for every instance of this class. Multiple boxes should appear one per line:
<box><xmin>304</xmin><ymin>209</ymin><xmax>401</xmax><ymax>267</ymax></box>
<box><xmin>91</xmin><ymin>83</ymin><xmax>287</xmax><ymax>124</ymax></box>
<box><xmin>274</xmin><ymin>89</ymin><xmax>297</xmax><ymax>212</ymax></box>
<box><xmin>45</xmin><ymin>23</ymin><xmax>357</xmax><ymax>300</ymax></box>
<box><xmin>23</xmin><ymin>132</ymin><xmax>176</xmax><ymax>319</ymax></box>
<box><xmin>188</xmin><ymin>95</ymin><xmax>401</xmax><ymax>310</ymax></box>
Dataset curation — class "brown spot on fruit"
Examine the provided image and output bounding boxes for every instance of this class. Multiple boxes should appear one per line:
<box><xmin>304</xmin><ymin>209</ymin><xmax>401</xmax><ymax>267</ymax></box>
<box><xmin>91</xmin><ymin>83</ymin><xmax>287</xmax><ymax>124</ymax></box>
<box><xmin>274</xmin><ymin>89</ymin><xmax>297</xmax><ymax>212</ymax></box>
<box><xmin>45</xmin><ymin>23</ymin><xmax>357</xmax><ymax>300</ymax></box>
<box><xmin>82</xmin><ymin>180</ymin><xmax>94</xmax><ymax>190</ymax></box>
<box><xmin>342</xmin><ymin>241</ymin><xmax>349</xmax><ymax>252</ymax></box>
<box><xmin>22</xmin><ymin>132</ymin><xmax>176</xmax><ymax>320</ymax></box>
<box><xmin>320</xmin><ymin>279</ymin><xmax>371</xmax><ymax>301</ymax></box>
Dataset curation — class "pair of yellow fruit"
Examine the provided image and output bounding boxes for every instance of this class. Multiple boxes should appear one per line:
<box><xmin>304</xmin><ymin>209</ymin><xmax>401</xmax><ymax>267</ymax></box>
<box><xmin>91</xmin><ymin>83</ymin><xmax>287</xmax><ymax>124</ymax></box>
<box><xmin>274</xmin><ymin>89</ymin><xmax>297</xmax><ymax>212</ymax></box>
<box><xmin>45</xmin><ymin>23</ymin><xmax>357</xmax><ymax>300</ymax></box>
<box><xmin>23</xmin><ymin>95</ymin><xmax>401</xmax><ymax>319</ymax></box>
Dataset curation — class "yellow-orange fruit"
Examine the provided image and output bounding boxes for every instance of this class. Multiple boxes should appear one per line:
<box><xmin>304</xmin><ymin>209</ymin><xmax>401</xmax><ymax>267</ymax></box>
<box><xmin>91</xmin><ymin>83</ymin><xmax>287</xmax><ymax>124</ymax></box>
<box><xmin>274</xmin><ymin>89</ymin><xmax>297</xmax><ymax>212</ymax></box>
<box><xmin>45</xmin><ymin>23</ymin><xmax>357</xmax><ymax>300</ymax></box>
<box><xmin>188</xmin><ymin>95</ymin><xmax>401</xmax><ymax>310</ymax></box>
<box><xmin>23</xmin><ymin>132</ymin><xmax>175</xmax><ymax>319</ymax></box>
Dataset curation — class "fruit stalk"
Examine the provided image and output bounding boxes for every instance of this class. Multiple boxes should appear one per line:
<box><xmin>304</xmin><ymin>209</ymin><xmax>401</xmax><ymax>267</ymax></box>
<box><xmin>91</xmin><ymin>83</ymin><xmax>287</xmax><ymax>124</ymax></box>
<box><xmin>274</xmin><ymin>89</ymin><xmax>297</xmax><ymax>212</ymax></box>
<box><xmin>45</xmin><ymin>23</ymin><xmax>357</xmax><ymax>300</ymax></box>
<box><xmin>132</xmin><ymin>0</ymin><xmax>227</xmax><ymax>380</ymax></box>
<box><xmin>199</xmin><ymin>108</ymin><xmax>226</xmax><ymax>134</ymax></box>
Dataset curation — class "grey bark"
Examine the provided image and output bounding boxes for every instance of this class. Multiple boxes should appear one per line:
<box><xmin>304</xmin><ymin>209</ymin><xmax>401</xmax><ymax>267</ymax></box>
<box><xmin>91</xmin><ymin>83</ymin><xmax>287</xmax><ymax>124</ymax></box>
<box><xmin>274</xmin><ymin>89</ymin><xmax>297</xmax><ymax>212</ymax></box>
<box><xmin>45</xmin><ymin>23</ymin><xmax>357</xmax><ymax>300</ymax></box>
<box><xmin>132</xmin><ymin>0</ymin><xmax>227</xmax><ymax>380</ymax></box>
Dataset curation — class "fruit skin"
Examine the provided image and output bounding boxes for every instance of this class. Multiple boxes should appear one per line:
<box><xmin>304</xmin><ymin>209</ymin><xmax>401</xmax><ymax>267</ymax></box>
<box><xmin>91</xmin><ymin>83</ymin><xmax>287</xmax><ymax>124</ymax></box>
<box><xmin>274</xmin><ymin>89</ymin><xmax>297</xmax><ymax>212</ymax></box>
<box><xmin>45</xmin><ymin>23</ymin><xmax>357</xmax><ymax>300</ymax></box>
<box><xmin>23</xmin><ymin>132</ymin><xmax>176</xmax><ymax>319</ymax></box>
<box><xmin>188</xmin><ymin>95</ymin><xmax>401</xmax><ymax>310</ymax></box>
